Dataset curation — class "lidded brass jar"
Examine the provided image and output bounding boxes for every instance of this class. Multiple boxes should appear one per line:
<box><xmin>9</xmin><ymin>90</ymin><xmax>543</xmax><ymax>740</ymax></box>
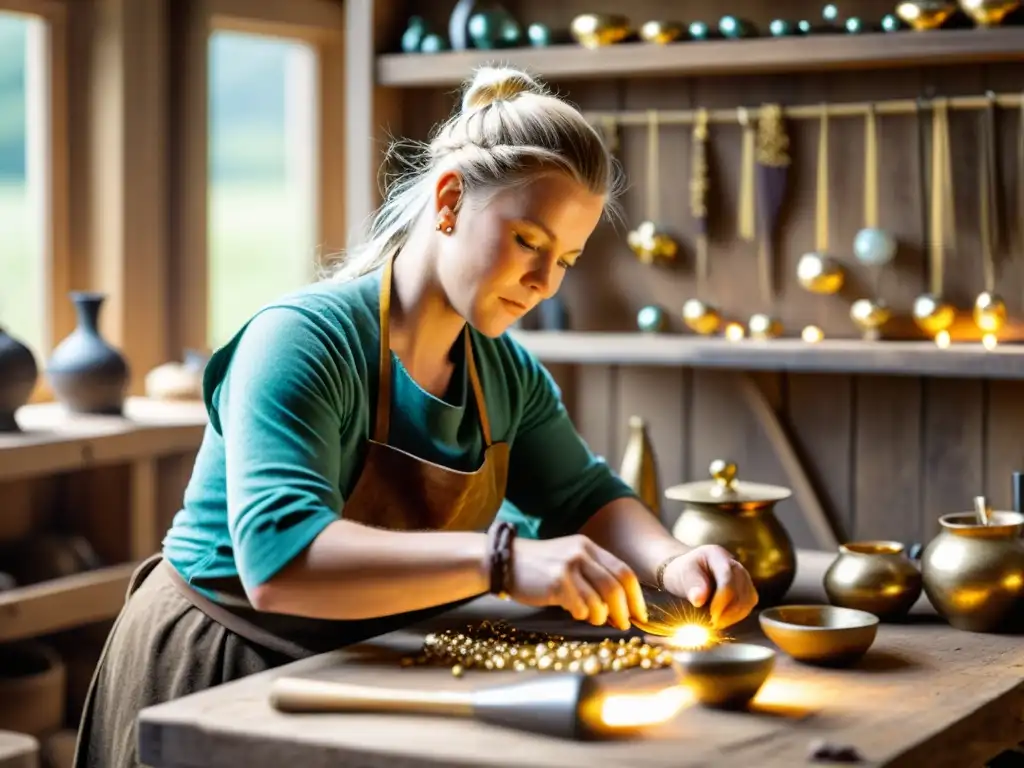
<box><xmin>920</xmin><ymin>511</ymin><xmax>1024</xmax><ymax>633</ymax></box>
<box><xmin>823</xmin><ymin>541</ymin><xmax>923</xmax><ymax>621</ymax></box>
<box><xmin>666</xmin><ymin>460</ymin><xmax>795</xmax><ymax>607</ymax></box>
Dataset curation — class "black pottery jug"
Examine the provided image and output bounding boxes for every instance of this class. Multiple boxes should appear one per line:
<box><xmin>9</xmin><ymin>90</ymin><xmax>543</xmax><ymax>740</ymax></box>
<box><xmin>0</xmin><ymin>326</ymin><xmax>38</xmax><ymax>431</ymax></box>
<box><xmin>45</xmin><ymin>292</ymin><xmax>129</xmax><ymax>415</ymax></box>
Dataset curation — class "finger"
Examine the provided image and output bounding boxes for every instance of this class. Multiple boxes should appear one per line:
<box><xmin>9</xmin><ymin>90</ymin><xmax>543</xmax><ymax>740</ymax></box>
<box><xmin>671</xmin><ymin>557</ymin><xmax>714</xmax><ymax>609</ymax></box>
<box><xmin>580</xmin><ymin>558</ymin><xmax>631</xmax><ymax>631</ymax></box>
<box><xmin>556</xmin><ymin>570</ymin><xmax>591</xmax><ymax>623</ymax></box>
<box><xmin>719</xmin><ymin>565</ymin><xmax>759</xmax><ymax>628</ymax></box>
<box><xmin>569</xmin><ymin>567</ymin><xmax>609</xmax><ymax>626</ymax></box>
<box><xmin>590</xmin><ymin>547</ymin><xmax>648</xmax><ymax>625</ymax></box>
<box><xmin>707</xmin><ymin>556</ymin><xmax>740</xmax><ymax>628</ymax></box>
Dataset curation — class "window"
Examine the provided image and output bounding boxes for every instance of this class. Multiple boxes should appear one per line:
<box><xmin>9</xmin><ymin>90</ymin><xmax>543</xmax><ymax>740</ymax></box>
<box><xmin>207</xmin><ymin>30</ymin><xmax>319</xmax><ymax>349</ymax></box>
<box><xmin>0</xmin><ymin>11</ymin><xmax>47</xmax><ymax>356</ymax></box>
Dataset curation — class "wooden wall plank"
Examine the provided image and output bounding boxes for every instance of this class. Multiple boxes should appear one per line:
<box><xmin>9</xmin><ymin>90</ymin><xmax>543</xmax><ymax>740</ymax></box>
<box><xmin>921</xmin><ymin>379</ymin><xmax>984</xmax><ymax>540</ymax></box>
<box><xmin>853</xmin><ymin>376</ymin><xmax>922</xmax><ymax>545</ymax></box>
<box><xmin>785</xmin><ymin>373</ymin><xmax>853</xmax><ymax>542</ymax></box>
<box><xmin>614</xmin><ymin>366</ymin><xmax>689</xmax><ymax>527</ymax></box>
<box><xmin>688</xmin><ymin>370</ymin><xmax>817</xmax><ymax>549</ymax></box>
<box><xmin>572</xmin><ymin>366</ymin><xmax>617</xmax><ymax>467</ymax></box>
<box><xmin>984</xmin><ymin>380</ymin><xmax>1024</xmax><ymax>513</ymax></box>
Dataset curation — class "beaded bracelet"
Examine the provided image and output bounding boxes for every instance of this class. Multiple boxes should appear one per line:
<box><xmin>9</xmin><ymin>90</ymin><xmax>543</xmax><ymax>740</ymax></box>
<box><xmin>487</xmin><ymin>521</ymin><xmax>516</xmax><ymax>598</ymax></box>
<box><xmin>655</xmin><ymin>553</ymin><xmax>685</xmax><ymax>591</ymax></box>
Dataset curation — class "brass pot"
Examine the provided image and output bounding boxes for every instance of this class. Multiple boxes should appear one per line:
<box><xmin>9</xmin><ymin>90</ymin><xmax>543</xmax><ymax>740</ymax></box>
<box><xmin>666</xmin><ymin>460</ymin><xmax>795</xmax><ymax>607</ymax></box>
<box><xmin>920</xmin><ymin>511</ymin><xmax>1024</xmax><ymax>633</ymax></box>
<box><xmin>958</xmin><ymin>0</ymin><xmax>1021</xmax><ymax>26</ymax></box>
<box><xmin>823</xmin><ymin>541</ymin><xmax>923</xmax><ymax>621</ymax></box>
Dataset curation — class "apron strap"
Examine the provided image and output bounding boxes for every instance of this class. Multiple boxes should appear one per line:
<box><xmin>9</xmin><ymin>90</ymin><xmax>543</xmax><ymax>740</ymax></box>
<box><xmin>374</xmin><ymin>256</ymin><xmax>394</xmax><ymax>444</ymax></box>
<box><xmin>374</xmin><ymin>254</ymin><xmax>493</xmax><ymax>448</ymax></box>
<box><xmin>464</xmin><ymin>331</ymin><xmax>492</xmax><ymax>447</ymax></box>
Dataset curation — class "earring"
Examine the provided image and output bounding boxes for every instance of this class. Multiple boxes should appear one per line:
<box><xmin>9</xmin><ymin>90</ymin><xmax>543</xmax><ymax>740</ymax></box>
<box><xmin>435</xmin><ymin>206</ymin><xmax>454</xmax><ymax>235</ymax></box>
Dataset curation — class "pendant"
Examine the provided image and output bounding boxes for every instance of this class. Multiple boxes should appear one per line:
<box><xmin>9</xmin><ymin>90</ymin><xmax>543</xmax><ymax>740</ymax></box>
<box><xmin>628</xmin><ymin>221</ymin><xmax>678</xmax><ymax>266</ymax></box>
<box><xmin>748</xmin><ymin>313</ymin><xmax>783</xmax><ymax>340</ymax></box>
<box><xmin>912</xmin><ymin>293</ymin><xmax>956</xmax><ymax>335</ymax></box>
<box><xmin>681</xmin><ymin>299</ymin><xmax>722</xmax><ymax>335</ymax></box>
<box><xmin>797</xmin><ymin>251</ymin><xmax>845</xmax><ymax>294</ymax></box>
<box><xmin>850</xmin><ymin>298</ymin><xmax>891</xmax><ymax>340</ymax></box>
<box><xmin>973</xmin><ymin>292</ymin><xmax>1007</xmax><ymax>334</ymax></box>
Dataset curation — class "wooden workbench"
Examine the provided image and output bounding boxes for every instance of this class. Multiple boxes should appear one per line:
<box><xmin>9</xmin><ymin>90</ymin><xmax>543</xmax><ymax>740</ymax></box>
<box><xmin>137</xmin><ymin>551</ymin><xmax>1024</xmax><ymax>768</ymax></box>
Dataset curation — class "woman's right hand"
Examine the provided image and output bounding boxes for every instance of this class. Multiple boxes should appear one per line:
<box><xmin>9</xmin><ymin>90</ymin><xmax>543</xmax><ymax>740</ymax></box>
<box><xmin>508</xmin><ymin>535</ymin><xmax>647</xmax><ymax>631</ymax></box>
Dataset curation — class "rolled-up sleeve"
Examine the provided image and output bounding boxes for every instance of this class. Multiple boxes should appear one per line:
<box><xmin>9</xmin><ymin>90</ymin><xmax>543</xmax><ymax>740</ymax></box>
<box><xmin>215</xmin><ymin>306</ymin><xmax>349</xmax><ymax>591</ymax></box>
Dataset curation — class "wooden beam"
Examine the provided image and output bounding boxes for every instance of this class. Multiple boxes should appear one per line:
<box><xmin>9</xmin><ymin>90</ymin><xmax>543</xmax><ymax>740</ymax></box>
<box><xmin>87</xmin><ymin>0</ymin><xmax>170</xmax><ymax>393</ymax></box>
<box><xmin>167</xmin><ymin>0</ymin><xmax>209</xmax><ymax>357</ymax></box>
<box><xmin>209</xmin><ymin>0</ymin><xmax>343</xmax><ymax>42</ymax></box>
<box><xmin>738</xmin><ymin>373</ymin><xmax>841</xmax><ymax>550</ymax></box>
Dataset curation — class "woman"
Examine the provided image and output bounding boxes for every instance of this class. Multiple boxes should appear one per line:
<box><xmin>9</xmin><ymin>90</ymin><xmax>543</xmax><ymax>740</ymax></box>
<box><xmin>74</xmin><ymin>66</ymin><xmax>758</xmax><ymax>767</ymax></box>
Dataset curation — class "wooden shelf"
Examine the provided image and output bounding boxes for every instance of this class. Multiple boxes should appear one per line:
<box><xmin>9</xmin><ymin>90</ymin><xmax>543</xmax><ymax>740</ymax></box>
<box><xmin>0</xmin><ymin>397</ymin><xmax>208</xmax><ymax>483</ymax></box>
<box><xmin>377</xmin><ymin>27</ymin><xmax>1024</xmax><ymax>88</ymax></box>
<box><xmin>511</xmin><ymin>331</ymin><xmax>1024</xmax><ymax>379</ymax></box>
<box><xmin>0</xmin><ymin>562</ymin><xmax>138</xmax><ymax>642</ymax></box>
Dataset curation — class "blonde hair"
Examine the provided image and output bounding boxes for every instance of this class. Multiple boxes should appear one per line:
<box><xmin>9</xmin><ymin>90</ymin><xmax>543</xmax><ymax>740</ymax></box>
<box><xmin>328</xmin><ymin>66</ymin><xmax>623</xmax><ymax>283</ymax></box>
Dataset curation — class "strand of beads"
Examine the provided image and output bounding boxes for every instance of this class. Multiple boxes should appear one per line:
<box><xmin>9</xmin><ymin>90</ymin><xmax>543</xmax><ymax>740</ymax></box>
<box><xmin>402</xmin><ymin>620</ymin><xmax>675</xmax><ymax>677</ymax></box>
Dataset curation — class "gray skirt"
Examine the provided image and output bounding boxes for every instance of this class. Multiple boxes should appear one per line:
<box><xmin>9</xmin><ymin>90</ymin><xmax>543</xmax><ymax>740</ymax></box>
<box><xmin>72</xmin><ymin>558</ymin><xmax>296</xmax><ymax>768</ymax></box>
<box><xmin>72</xmin><ymin>556</ymin><xmax>473</xmax><ymax>768</ymax></box>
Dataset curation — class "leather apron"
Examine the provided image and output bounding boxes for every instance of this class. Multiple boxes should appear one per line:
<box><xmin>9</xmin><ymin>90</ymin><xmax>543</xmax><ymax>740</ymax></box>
<box><xmin>150</xmin><ymin>254</ymin><xmax>509</xmax><ymax>656</ymax></box>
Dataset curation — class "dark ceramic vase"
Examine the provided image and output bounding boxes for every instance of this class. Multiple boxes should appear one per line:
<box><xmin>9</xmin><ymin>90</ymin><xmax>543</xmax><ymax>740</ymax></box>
<box><xmin>0</xmin><ymin>326</ymin><xmax>38</xmax><ymax>432</ymax></box>
<box><xmin>46</xmin><ymin>292</ymin><xmax>130</xmax><ymax>415</ymax></box>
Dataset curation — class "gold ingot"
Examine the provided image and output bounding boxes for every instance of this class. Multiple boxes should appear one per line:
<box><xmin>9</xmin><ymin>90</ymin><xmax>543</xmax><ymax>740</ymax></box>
<box><xmin>850</xmin><ymin>298</ymin><xmax>891</xmax><ymax>339</ymax></box>
<box><xmin>912</xmin><ymin>293</ymin><xmax>956</xmax><ymax>335</ymax></box>
<box><xmin>627</xmin><ymin>220</ymin><xmax>678</xmax><ymax>265</ymax></box>
<box><xmin>823</xmin><ymin>541</ymin><xmax>923</xmax><ymax>622</ymax></box>
<box><xmin>681</xmin><ymin>298</ymin><xmax>722</xmax><ymax>335</ymax></box>
<box><xmin>747</xmin><ymin>313</ymin><xmax>782</xmax><ymax>340</ymax></box>
<box><xmin>920</xmin><ymin>510</ymin><xmax>1024</xmax><ymax>633</ymax></box>
<box><xmin>973</xmin><ymin>291</ymin><xmax>1007</xmax><ymax>334</ymax></box>
<box><xmin>796</xmin><ymin>252</ymin><xmax>845</xmax><ymax>295</ymax></box>
<box><xmin>958</xmin><ymin>0</ymin><xmax>1022</xmax><ymax>26</ymax></box>
<box><xmin>569</xmin><ymin>14</ymin><xmax>632</xmax><ymax>49</ymax></box>
<box><xmin>639</xmin><ymin>20</ymin><xmax>685</xmax><ymax>44</ymax></box>
<box><xmin>895</xmin><ymin>0</ymin><xmax>958</xmax><ymax>29</ymax></box>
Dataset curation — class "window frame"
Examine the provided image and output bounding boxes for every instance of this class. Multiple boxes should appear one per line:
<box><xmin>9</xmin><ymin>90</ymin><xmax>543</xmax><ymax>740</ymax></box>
<box><xmin>169</xmin><ymin>0</ymin><xmax>346</xmax><ymax>357</ymax></box>
<box><xmin>0</xmin><ymin>0</ymin><xmax>71</xmax><ymax>403</ymax></box>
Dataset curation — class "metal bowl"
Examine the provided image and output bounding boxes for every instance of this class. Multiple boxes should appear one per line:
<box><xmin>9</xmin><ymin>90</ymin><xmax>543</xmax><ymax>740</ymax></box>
<box><xmin>759</xmin><ymin>605</ymin><xmax>878</xmax><ymax>666</ymax></box>
<box><xmin>670</xmin><ymin>643</ymin><xmax>776</xmax><ymax>709</ymax></box>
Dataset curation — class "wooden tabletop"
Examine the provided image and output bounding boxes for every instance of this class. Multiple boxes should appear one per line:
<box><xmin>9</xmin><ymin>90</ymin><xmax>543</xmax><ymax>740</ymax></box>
<box><xmin>138</xmin><ymin>551</ymin><xmax>1024</xmax><ymax>768</ymax></box>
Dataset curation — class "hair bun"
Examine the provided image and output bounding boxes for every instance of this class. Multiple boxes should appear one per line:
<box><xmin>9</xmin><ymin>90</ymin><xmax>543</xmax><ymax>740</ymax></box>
<box><xmin>461</xmin><ymin>66</ymin><xmax>545</xmax><ymax>111</ymax></box>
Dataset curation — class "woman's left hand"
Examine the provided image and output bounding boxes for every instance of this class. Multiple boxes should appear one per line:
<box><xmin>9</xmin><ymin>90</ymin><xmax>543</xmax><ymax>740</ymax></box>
<box><xmin>661</xmin><ymin>545</ymin><xmax>759</xmax><ymax>628</ymax></box>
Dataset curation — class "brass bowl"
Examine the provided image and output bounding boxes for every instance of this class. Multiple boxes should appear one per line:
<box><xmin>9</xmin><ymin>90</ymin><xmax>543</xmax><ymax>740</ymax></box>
<box><xmin>759</xmin><ymin>605</ymin><xmax>879</xmax><ymax>666</ymax></box>
<box><xmin>570</xmin><ymin>14</ymin><xmax>632</xmax><ymax>49</ymax></box>
<box><xmin>823</xmin><ymin>541</ymin><xmax>923</xmax><ymax>621</ymax></box>
<box><xmin>639</xmin><ymin>20</ymin><xmax>685</xmax><ymax>44</ymax></box>
<box><xmin>671</xmin><ymin>643</ymin><xmax>776</xmax><ymax>709</ymax></box>
<box><xmin>896</xmin><ymin>0</ymin><xmax>958</xmax><ymax>29</ymax></box>
<box><xmin>958</xmin><ymin>0</ymin><xmax>1021</xmax><ymax>26</ymax></box>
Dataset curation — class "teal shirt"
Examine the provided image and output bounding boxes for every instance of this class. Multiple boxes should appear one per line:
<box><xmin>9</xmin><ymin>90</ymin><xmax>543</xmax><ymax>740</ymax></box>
<box><xmin>162</xmin><ymin>267</ymin><xmax>636</xmax><ymax>595</ymax></box>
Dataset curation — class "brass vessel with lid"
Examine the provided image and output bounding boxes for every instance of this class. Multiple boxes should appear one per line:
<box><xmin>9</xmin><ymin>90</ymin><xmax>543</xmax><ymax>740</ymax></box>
<box><xmin>666</xmin><ymin>460</ymin><xmax>795</xmax><ymax>607</ymax></box>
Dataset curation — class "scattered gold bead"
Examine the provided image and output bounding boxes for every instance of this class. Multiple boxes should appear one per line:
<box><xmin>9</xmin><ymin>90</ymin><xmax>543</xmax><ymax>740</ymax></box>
<box><xmin>400</xmin><ymin>621</ymin><xmax>673</xmax><ymax>677</ymax></box>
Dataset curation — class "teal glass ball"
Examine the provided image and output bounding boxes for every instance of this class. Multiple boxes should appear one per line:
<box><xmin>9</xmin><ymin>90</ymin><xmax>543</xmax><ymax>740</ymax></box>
<box><xmin>853</xmin><ymin>228</ymin><xmax>897</xmax><ymax>267</ymax></box>
<box><xmin>637</xmin><ymin>305</ymin><xmax>667</xmax><ymax>333</ymax></box>
<box><xmin>419</xmin><ymin>33</ymin><xmax>448</xmax><ymax>53</ymax></box>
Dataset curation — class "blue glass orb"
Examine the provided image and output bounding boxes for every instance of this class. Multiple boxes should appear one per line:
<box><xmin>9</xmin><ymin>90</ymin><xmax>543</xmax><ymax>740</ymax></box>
<box><xmin>637</xmin><ymin>305</ymin><xmax>667</xmax><ymax>334</ymax></box>
<box><xmin>853</xmin><ymin>227</ymin><xmax>897</xmax><ymax>267</ymax></box>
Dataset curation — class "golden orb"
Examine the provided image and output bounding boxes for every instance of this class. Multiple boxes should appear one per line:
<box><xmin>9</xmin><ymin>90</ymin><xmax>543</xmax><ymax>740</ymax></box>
<box><xmin>912</xmin><ymin>293</ymin><xmax>956</xmax><ymax>335</ymax></box>
<box><xmin>682</xmin><ymin>298</ymin><xmax>722</xmax><ymax>335</ymax></box>
<box><xmin>973</xmin><ymin>291</ymin><xmax>1007</xmax><ymax>334</ymax></box>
